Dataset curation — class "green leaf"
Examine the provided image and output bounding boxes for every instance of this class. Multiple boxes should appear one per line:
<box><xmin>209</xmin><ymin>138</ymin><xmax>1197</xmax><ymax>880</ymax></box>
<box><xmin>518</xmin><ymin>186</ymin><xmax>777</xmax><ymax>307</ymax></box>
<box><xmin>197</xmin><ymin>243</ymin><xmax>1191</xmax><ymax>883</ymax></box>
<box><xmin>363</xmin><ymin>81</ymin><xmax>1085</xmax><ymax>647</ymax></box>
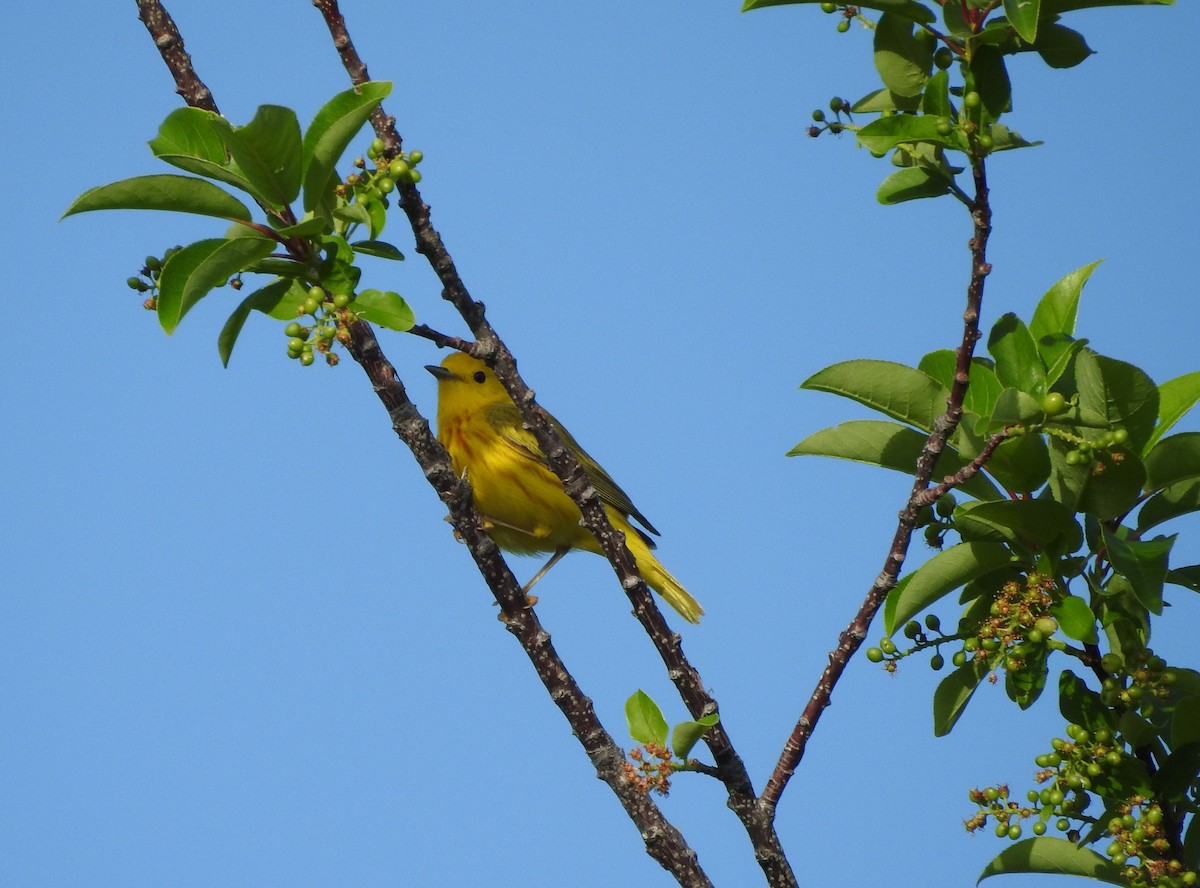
<box><xmin>877</xmin><ymin>166</ymin><xmax>951</xmax><ymax>204</ymax></box>
<box><xmin>1139</xmin><ymin>478</ymin><xmax>1200</xmax><ymax>532</ymax></box>
<box><xmin>1153</xmin><ymin>743</ymin><xmax>1200</xmax><ymax>799</ymax></box>
<box><xmin>1003</xmin><ymin>0</ymin><xmax>1041</xmax><ymax>42</ymax></box>
<box><xmin>922</xmin><ymin>70</ymin><xmax>951</xmax><ymax>117</ymax></box>
<box><xmin>1172</xmin><ymin>697</ymin><xmax>1200</xmax><ymax>751</ymax></box>
<box><xmin>887</xmin><ymin>541</ymin><xmax>1019</xmax><ymax>634</ymax></box>
<box><xmin>988</xmin><ymin>313</ymin><xmax>1045</xmax><ymax>397</ymax></box>
<box><xmin>919</xmin><ymin>352</ymin><xmax>1002</xmax><ymax>420</ymax></box>
<box><xmin>156</xmin><ymin>237</ymin><xmax>278</xmax><ymax>334</ymax></box>
<box><xmin>1144</xmin><ymin>432</ymin><xmax>1200</xmax><ymax>492</ymax></box>
<box><xmin>274</xmin><ymin>216</ymin><xmax>329</xmax><ymax>238</ymax></box>
<box><xmin>788</xmin><ymin>420</ymin><xmax>1004</xmax><ymax>501</ymax></box>
<box><xmin>1119</xmin><ymin>710</ymin><xmax>1159</xmax><ymax>749</ymax></box>
<box><xmin>217</xmin><ymin>278</ymin><xmax>298</xmax><ymax>367</ymax></box>
<box><xmin>1006</xmin><ymin>644</ymin><xmax>1049</xmax><ymax>708</ymax></box>
<box><xmin>333</xmin><ymin>203</ymin><xmax>373</xmax><ymax>227</ymax></box>
<box><xmin>1058</xmin><ymin>671</ymin><xmax>1111</xmax><ymax>730</ymax></box>
<box><xmin>1051</xmin><ymin>596</ymin><xmax>1098</xmax><ymax>643</ymax></box>
<box><xmin>1076</xmin><ymin>350</ymin><xmax>1160</xmax><ymax>452</ymax></box>
<box><xmin>218</xmin><ymin>104</ymin><xmax>302</xmax><ymax>208</ymax></box>
<box><xmin>1102</xmin><ymin>526</ymin><xmax>1174</xmax><ymax>615</ymax></box>
<box><xmin>968</xmin><ymin>45</ymin><xmax>1012</xmax><ymax>123</ymax></box>
<box><xmin>671</xmin><ymin>714</ymin><xmax>719</xmax><ymax>761</ymax></box>
<box><xmin>351</xmin><ymin>240</ymin><xmax>406</xmax><ymax>261</ymax></box>
<box><xmin>317</xmin><ymin>235</ymin><xmax>362</xmax><ymax>296</ymax></box>
<box><xmin>1044</xmin><ymin>0</ymin><xmax>1173</xmax><ymax>13</ymax></box>
<box><xmin>302</xmin><ymin>81</ymin><xmax>393</xmax><ymax>216</ymax></box>
<box><xmin>625</xmin><ymin>690</ymin><xmax>668</xmax><ymax>746</ymax></box>
<box><xmin>987</xmin><ymin>123</ymin><xmax>1042</xmax><ymax>152</ymax></box>
<box><xmin>352</xmin><ymin>289</ymin><xmax>415</xmax><ymax>332</ymax></box>
<box><xmin>977</xmin><ymin>837</ymin><xmax>1126</xmax><ymax>885</ymax></box>
<box><xmin>802</xmin><ymin>360</ymin><xmax>949</xmax><ymax>432</ymax></box>
<box><xmin>1143</xmin><ymin>370</ymin><xmax>1200</xmax><ymax>455</ymax></box>
<box><xmin>971</xmin><ymin>429</ymin><xmax>1051</xmax><ymax>495</ymax></box>
<box><xmin>148</xmin><ymin>107</ymin><xmax>260</xmax><ymax>198</ymax></box>
<box><xmin>857</xmin><ymin>114</ymin><xmax>968</xmax><ymax>154</ymax></box>
<box><xmin>62</xmin><ymin>174</ymin><xmax>252</xmax><ymax>222</ymax></box>
<box><xmin>934</xmin><ymin>658</ymin><xmax>989</xmax><ymax>736</ymax></box>
<box><xmin>953</xmin><ymin>499</ymin><xmax>1077</xmax><ymax>551</ymax></box>
<box><xmin>989</xmin><ymin>388</ymin><xmax>1045</xmax><ymax>426</ymax></box>
<box><xmin>873</xmin><ymin>13</ymin><xmax>933</xmax><ymax>98</ymax></box>
<box><xmin>1034</xmin><ymin>23</ymin><xmax>1095</xmax><ymax>68</ymax></box>
<box><xmin>1077</xmin><ymin>450</ymin><xmax>1146</xmax><ymax>521</ymax></box>
<box><xmin>1038</xmin><ymin>334</ymin><xmax>1086</xmax><ymax>389</ymax></box>
<box><xmin>743</xmin><ymin>0</ymin><xmax>936</xmax><ymax>23</ymax></box>
<box><xmin>1167</xmin><ymin>564</ymin><xmax>1200</xmax><ymax>593</ymax></box>
<box><xmin>852</xmin><ymin>88</ymin><xmax>923</xmax><ymax>114</ymax></box>
<box><xmin>1029</xmin><ymin>261</ymin><xmax>1102</xmax><ymax>342</ymax></box>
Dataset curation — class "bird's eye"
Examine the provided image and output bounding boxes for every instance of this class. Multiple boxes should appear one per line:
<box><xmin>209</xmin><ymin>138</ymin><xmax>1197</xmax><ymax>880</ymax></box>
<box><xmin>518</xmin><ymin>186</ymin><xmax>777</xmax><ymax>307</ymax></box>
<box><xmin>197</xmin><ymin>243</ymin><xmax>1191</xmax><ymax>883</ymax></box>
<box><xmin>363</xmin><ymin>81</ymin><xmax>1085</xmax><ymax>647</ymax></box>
<box><xmin>473</xmin><ymin>371</ymin><xmax>487</xmax><ymax>384</ymax></box>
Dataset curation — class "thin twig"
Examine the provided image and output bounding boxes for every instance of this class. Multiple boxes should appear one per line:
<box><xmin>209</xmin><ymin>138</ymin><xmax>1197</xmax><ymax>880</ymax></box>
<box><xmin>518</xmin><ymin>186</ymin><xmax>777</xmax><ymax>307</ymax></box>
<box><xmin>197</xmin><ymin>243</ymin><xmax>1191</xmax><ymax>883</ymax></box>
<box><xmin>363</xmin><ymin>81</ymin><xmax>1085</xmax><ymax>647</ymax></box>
<box><xmin>135</xmin><ymin>2</ymin><xmax>713</xmax><ymax>884</ymax></box>
<box><xmin>762</xmin><ymin>153</ymin><xmax>994</xmax><ymax>812</ymax></box>
<box><xmin>309</xmin><ymin>2</ymin><xmax>796</xmax><ymax>884</ymax></box>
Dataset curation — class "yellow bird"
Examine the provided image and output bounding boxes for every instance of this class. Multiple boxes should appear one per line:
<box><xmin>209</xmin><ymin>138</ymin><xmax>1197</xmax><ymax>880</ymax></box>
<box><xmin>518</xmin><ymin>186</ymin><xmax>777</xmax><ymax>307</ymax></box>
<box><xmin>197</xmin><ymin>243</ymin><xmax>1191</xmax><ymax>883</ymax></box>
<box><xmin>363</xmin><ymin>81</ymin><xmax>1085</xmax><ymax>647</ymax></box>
<box><xmin>426</xmin><ymin>352</ymin><xmax>703</xmax><ymax>623</ymax></box>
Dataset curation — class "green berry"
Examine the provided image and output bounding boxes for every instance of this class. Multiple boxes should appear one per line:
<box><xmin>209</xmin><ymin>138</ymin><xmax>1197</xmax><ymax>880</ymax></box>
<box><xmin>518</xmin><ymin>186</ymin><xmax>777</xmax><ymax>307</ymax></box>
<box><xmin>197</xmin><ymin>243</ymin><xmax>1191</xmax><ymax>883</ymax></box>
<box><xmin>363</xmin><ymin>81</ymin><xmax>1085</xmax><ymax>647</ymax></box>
<box><xmin>930</xmin><ymin>653</ymin><xmax>945</xmax><ymax>671</ymax></box>
<box><xmin>1034</xmin><ymin>617</ymin><xmax>1058</xmax><ymax>637</ymax></box>
<box><xmin>925</xmin><ymin>614</ymin><xmax>941</xmax><ymax>632</ymax></box>
<box><xmin>287</xmin><ymin>337</ymin><xmax>305</xmax><ymax>352</ymax></box>
<box><xmin>1032</xmin><ymin>821</ymin><xmax>1046</xmax><ymax>836</ymax></box>
<box><xmin>144</xmin><ymin>256</ymin><xmax>162</xmax><ymax>271</ymax></box>
<box><xmin>935</xmin><ymin>493</ymin><xmax>956</xmax><ymax>518</ymax></box>
<box><xmin>1042</xmin><ymin>392</ymin><xmax>1067</xmax><ymax>416</ymax></box>
<box><xmin>408</xmin><ymin>169</ymin><xmax>423</xmax><ymax>184</ymax></box>
<box><xmin>935</xmin><ymin>119</ymin><xmax>953</xmax><ymax>136</ymax></box>
<box><xmin>1111</xmin><ymin>428</ymin><xmax>1129</xmax><ymax>446</ymax></box>
<box><xmin>303</xmin><ymin>297</ymin><xmax>321</xmax><ymax>315</ymax></box>
<box><xmin>300</xmin><ymin>352</ymin><xmax>315</xmax><ymax>367</ymax></box>
<box><xmin>284</xmin><ymin>322</ymin><xmax>303</xmax><ymax>338</ymax></box>
<box><xmin>995</xmin><ymin>823</ymin><xmax>1008</xmax><ymax>838</ymax></box>
<box><xmin>812</xmin><ymin>109</ymin><xmax>826</xmax><ymax>123</ymax></box>
<box><xmin>369</xmin><ymin>137</ymin><xmax>385</xmax><ymax>156</ymax></box>
<box><xmin>866</xmin><ymin>647</ymin><xmax>884</xmax><ymax>663</ymax></box>
<box><xmin>388</xmin><ymin>158</ymin><xmax>410</xmax><ymax>179</ymax></box>
<box><xmin>880</xmin><ymin>637</ymin><xmax>897</xmax><ymax>655</ymax></box>
<box><xmin>904</xmin><ymin>620</ymin><xmax>921</xmax><ymax>639</ymax></box>
<box><xmin>378</xmin><ymin>176</ymin><xmax>396</xmax><ymax>194</ymax></box>
<box><xmin>934</xmin><ymin>47</ymin><xmax>953</xmax><ymax>69</ymax></box>
<box><xmin>820</xmin><ymin>1</ymin><xmax>837</xmax><ymax>10</ymax></box>
<box><xmin>127</xmin><ymin>276</ymin><xmax>148</xmax><ymax>291</ymax></box>
<box><xmin>829</xmin><ymin>98</ymin><xmax>845</xmax><ymax>114</ymax></box>
<box><xmin>1007</xmin><ymin>824</ymin><xmax>1022</xmax><ymax>840</ymax></box>
<box><xmin>1065</xmin><ymin>450</ymin><xmax>1084</xmax><ymax>467</ymax></box>
<box><xmin>963</xmin><ymin>91</ymin><xmax>981</xmax><ymax>110</ymax></box>
<box><xmin>951</xmin><ymin>650</ymin><xmax>967</xmax><ymax>667</ymax></box>
<box><xmin>1057</xmin><ymin>818</ymin><xmax>1070</xmax><ymax>831</ymax></box>
<box><xmin>333</xmin><ymin>293</ymin><xmax>351</xmax><ymax>309</ymax></box>
<box><xmin>977</xmin><ymin>132</ymin><xmax>994</xmax><ymax>150</ymax></box>
<box><xmin>836</xmin><ymin>19</ymin><xmax>850</xmax><ymax>32</ymax></box>
<box><xmin>408</xmin><ymin>150</ymin><xmax>424</xmax><ymax>165</ymax></box>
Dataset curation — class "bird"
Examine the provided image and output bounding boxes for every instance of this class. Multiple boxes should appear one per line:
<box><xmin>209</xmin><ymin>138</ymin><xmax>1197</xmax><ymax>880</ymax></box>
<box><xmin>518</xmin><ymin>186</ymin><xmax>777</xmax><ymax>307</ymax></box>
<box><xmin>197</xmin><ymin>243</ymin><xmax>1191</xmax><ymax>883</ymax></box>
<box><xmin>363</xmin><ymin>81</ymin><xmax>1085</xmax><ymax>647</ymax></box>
<box><xmin>426</xmin><ymin>352</ymin><xmax>703</xmax><ymax>623</ymax></box>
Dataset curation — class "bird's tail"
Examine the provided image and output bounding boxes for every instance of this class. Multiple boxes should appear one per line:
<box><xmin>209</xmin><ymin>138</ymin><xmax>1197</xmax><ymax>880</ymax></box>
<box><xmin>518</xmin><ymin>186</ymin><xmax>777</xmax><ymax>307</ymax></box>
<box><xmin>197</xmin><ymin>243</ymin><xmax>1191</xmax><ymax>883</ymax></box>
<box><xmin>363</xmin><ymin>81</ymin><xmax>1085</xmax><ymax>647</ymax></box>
<box><xmin>624</xmin><ymin>526</ymin><xmax>704</xmax><ymax>624</ymax></box>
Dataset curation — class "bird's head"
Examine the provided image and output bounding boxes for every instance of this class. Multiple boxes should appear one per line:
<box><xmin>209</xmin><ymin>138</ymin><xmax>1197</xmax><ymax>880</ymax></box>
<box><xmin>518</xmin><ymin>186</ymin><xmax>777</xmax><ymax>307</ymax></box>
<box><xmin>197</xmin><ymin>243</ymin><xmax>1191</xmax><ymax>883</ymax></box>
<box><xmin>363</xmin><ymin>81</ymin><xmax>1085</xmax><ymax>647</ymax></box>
<box><xmin>425</xmin><ymin>352</ymin><xmax>512</xmax><ymax>411</ymax></box>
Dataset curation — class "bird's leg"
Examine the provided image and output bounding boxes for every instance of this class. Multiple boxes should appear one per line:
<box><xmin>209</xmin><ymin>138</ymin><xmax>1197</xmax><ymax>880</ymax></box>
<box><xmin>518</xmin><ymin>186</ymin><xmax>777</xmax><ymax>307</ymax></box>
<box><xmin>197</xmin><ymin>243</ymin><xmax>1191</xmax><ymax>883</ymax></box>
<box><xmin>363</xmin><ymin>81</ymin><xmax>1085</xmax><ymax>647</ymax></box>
<box><xmin>521</xmin><ymin>546</ymin><xmax>570</xmax><ymax>599</ymax></box>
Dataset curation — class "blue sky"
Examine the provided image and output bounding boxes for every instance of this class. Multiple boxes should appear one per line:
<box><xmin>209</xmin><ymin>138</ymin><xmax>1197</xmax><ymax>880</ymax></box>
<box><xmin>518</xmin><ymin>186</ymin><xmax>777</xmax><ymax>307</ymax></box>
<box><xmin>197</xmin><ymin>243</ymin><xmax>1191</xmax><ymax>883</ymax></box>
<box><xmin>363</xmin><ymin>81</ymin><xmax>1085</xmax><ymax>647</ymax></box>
<box><xmin>5</xmin><ymin>2</ymin><xmax>1198</xmax><ymax>886</ymax></box>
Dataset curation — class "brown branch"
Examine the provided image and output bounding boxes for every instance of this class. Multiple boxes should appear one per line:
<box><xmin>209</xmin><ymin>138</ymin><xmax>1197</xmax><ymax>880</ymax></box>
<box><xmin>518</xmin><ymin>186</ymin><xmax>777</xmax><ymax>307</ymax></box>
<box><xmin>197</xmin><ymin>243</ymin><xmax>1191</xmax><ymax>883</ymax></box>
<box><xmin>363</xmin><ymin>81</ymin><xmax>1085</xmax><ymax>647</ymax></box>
<box><xmin>762</xmin><ymin>153</ymin><xmax>994</xmax><ymax>812</ymax></box>
<box><xmin>136</xmin><ymin>2</ymin><xmax>712</xmax><ymax>884</ymax></box>
<box><xmin>310</xmin><ymin>2</ymin><xmax>796</xmax><ymax>885</ymax></box>
<box><xmin>913</xmin><ymin>428</ymin><xmax>1010</xmax><ymax>507</ymax></box>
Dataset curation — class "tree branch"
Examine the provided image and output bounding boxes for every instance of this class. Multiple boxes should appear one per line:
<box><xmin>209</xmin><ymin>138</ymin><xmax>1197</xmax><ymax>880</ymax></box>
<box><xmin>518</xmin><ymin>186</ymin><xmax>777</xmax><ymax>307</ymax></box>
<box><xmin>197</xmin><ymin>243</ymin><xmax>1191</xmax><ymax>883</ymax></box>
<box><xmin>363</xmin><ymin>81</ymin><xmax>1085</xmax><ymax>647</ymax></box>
<box><xmin>136</xmin><ymin>2</ymin><xmax>713</xmax><ymax>883</ymax></box>
<box><xmin>309</xmin><ymin>2</ymin><xmax>796</xmax><ymax>884</ymax></box>
<box><xmin>762</xmin><ymin>153</ymin><xmax>994</xmax><ymax>812</ymax></box>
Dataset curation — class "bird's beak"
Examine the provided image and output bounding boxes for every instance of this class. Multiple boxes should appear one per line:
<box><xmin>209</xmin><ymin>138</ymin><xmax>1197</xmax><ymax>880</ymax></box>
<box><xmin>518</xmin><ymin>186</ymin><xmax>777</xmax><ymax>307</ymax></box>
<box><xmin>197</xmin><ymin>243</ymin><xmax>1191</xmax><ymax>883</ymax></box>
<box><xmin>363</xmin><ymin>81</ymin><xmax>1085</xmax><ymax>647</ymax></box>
<box><xmin>425</xmin><ymin>364</ymin><xmax>458</xmax><ymax>381</ymax></box>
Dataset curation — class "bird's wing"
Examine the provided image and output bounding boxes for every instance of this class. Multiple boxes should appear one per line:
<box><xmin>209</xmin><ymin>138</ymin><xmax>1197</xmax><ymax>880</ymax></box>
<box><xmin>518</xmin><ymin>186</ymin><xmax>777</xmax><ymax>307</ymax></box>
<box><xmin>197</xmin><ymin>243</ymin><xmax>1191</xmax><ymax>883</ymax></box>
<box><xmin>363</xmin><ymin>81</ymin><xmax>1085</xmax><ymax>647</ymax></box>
<box><xmin>485</xmin><ymin>402</ymin><xmax>661</xmax><ymax>541</ymax></box>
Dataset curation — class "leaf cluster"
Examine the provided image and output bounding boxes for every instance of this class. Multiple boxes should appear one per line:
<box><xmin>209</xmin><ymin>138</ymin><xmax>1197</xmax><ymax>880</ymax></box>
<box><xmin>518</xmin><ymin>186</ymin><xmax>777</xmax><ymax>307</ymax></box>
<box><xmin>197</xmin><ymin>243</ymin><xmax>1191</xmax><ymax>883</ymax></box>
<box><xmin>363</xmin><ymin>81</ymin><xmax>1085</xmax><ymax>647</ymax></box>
<box><xmin>63</xmin><ymin>83</ymin><xmax>414</xmax><ymax>364</ymax></box>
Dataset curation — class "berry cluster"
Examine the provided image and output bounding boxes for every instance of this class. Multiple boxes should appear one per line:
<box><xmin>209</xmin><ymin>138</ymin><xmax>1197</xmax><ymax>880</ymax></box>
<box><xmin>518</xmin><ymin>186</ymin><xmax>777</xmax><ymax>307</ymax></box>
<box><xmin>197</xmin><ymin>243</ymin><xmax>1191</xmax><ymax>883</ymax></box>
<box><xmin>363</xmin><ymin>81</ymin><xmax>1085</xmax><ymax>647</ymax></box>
<box><xmin>817</xmin><ymin>2</ymin><xmax>858</xmax><ymax>33</ymax></box>
<box><xmin>283</xmin><ymin>285</ymin><xmax>355</xmax><ymax>367</ymax></box>
<box><xmin>623</xmin><ymin>743</ymin><xmax>675</xmax><ymax>796</ymax></box>
<box><xmin>1105</xmin><ymin>800</ymin><xmax>1194</xmax><ymax>887</ymax></box>
<box><xmin>807</xmin><ymin>96</ymin><xmax>852</xmax><ymax>138</ymax></box>
<box><xmin>960</xmin><ymin>572</ymin><xmax>1060</xmax><ymax>677</ymax></box>
<box><xmin>340</xmin><ymin>140</ymin><xmax>424</xmax><ymax>202</ymax></box>
<box><xmin>916</xmin><ymin>491</ymin><xmax>958</xmax><ymax>549</ymax></box>
<box><xmin>865</xmin><ymin>613</ymin><xmax>950</xmax><ymax>673</ymax></box>
<box><xmin>126</xmin><ymin>246</ymin><xmax>182</xmax><ymax>310</ymax></box>
<box><xmin>1099</xmin><ymin>649</ymin><xmax>1176</xmax><ymax>716</ymax></box>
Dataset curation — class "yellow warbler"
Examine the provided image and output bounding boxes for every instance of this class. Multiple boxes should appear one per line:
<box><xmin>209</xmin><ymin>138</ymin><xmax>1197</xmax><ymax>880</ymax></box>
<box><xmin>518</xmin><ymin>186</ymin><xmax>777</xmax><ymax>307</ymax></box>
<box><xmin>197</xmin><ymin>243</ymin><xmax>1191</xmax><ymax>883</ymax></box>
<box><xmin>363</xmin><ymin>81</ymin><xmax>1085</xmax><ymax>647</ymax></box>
<box><xmin>427</xmin><ymin>352</ymin><xmax>702</xmax><ymax>623</ymax></box>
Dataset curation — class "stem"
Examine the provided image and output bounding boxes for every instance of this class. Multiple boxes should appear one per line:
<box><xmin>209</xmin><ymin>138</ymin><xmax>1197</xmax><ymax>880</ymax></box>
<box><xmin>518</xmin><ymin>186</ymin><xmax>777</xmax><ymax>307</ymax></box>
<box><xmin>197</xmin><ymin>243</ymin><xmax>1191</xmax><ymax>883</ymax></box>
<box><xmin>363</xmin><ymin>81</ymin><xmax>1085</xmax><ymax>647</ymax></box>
<box><xmin>762</xmin><ymin>153</ymin><xmax>993</xmax><ymax>812</ymax></box>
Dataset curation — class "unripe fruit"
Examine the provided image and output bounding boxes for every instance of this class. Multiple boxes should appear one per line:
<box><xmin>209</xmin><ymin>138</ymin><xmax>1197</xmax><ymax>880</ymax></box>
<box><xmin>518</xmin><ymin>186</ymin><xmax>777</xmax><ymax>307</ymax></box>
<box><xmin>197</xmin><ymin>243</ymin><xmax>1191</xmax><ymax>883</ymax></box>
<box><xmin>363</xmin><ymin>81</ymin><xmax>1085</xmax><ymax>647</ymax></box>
<box><xmin>408</xmin><ymin>150</ymin><xmax>424</xmax><ymax>165</ymax></box>
<box><xmin>1100</xmin><ymin>653</ymin><xmax>1123</xmax><ymax>674</ymax></box>
<box><xmin>333</xmin><ymin>293</ymin><xmax>351</xmax><ymax>309</ymax></box>
<box><xmin>408</xmin><ymin>169</ymin><xmax>423</xmax><ymax>184</ymax></box>
<box><xmin>284</xmin><ymin>322</ymin><xmax>303</xmax><ymax>338</ymax></box>
<box><xmin>369</xmin><ymin>137</ymin><xmax>385</xmax><ymax>156</ymax></box>
<box><xmin>388</xmin><ymin>158</ymin><xmax>410</xmax><ymax>179</ymax></box>
<box><xmin>1034</xmin><ymin>617</ymin><xmax>1058</xmax><ymax>637</ymax></box>
<box><xmin>127</xmin><ymin>276</ymin><xmax>148</xmax><ymax>291</ymax></box>
<box><xmin>303</xmin><ymin>297</ymin><xmax>321</xmax><ymax>315</ymax></box>
<box><xmin>1042</xmin><ymin>392</ymin><xmax>1067</xmax><ymax>416</ymax></box>
<box><xmin>934</xmin><ymin>47</ymin><xmax>953</xmax><ymax>69</ymax></box>
<box><xmin>963</xmin><ymin>91</ymin><xmax>981</xmax><ymax>110</ymax></box>
<box><xmin>936</xmin><ymin>119</ymin><xmax>953</xmax><ymax>136</ymax></box>
<box><xmin>925</xmin><ymin>614</ymin><xmax>940</xmax><ymax>632</ymax></box>
<box><xmin>830</xmin><ymin>96</ymin><xmax>845</xmax><ymax>112</ymax></box>
<box><xmin>812</xmin><ymin>109</ymin><xmax>826</xmax><ymax>123</ymax></box>
<box><xmin>836</xmin><ymin>19</ymin><xmax>850</xmax><ymax>31</ymax></box>
<box><xmin>930</xmin><ymin>653</ymin><xmax>945</xmax><ymax>671</ymax></box>
<box><xmin>866</xmin><ymin>647</ymin><xmax>884</xmax><ymax>663</ymax></box>
<box><xmin>820</xmin><ymin>1</ymin><xmax>837</xmax><ymax>10</ymax></box>
<box><xmin>378</xmin><ymin>176</ymin><xmax>396</xmax><ymax>194</ymax></box>
<box><xmin>978</xmin><ymin>132</ymin><xmax>993</xmax><ymax>149</ymax></box>
<box><xmin>935</xmin><ymin>493</ymin><xmax>957</xmax><ymax>518</ymax></box>
<box><xmin>1007</xmin><ymin>824</ymin><xmax>1022</xmax><ymax>840</ymax></box>
<box><xmin>904</xmin><ymin>620</ymin><xmax>921</xmax><ymax>639</ymax></box>
<box><xmin>952</xmin><ymin>650</ymin><xmax>967</xmax><ymax>667</ymax></box>
<box><xmin>880</xmin><ymin>637</ymin><xmax>896</xmax><ymax>655</ymax></box>
<box><xmin>300</xmin><ymin>352</ymin><xmax>315</xmax><ymax>366</ymax></box>
<box><xmin>1032</xmin><ymin>821</ymin><xmax>1046</xmax><ymax>836</ymax></box>
<box><xmin>145</xmin><ymin>256</ymin><xmax>161</xmax><ymax>271</ymax></box>
<box><xmin>287</xmin><ymin>337</ymin><xmax>305</xmax><ymax>352</ymax></box>
<box><xmin>1111</xmin><ymin>428</ymin><xmax>1129</xmax><ymax>446</ymax></box>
